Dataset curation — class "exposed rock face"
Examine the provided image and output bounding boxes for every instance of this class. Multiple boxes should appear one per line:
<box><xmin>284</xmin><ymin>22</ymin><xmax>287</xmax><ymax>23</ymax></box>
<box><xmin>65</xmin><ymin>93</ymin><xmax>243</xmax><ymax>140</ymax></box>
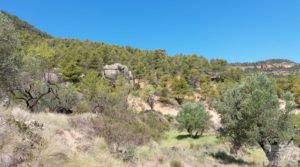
<box><xmin>102</xmin><ymin>63</ymin><xmax>133</xmax><ymax>85</ymax></box>
<box><xmin>231</xmin><ymin>59</ymin><xmax>300</xmax><ymax>77</ymax></box>
<box><xmin>0</xmin><ymin>97</ymin><xmax>10</xmax><ymax>108</ymax></box>
<box><xmin>261</xmin><ymin>141</ymin><xmax>300</xmax><ymax>167</ymax></box>
<box><xmin>44</xmin><ymin>72</ymin><xmax>62</xmax><ymax>85</ymax></box>
<box><xmin>277</xmin><ymin>142</ymin><xmax>300</xmax><ymax>166</ymax></box>
<box><xmin>269</xmin><ymin>142</ymin><xmax>300</xmax><ymax>166</ymax></box>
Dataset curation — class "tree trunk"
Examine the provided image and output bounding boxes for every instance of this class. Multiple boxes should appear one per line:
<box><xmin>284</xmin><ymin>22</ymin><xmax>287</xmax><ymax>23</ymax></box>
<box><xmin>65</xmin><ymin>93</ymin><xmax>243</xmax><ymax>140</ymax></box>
<box><xmin>187</xmin><ymin>127</ymin><xmax>193</xmax><ymax>137</ymax></box>
<box><xmin>175</xmin><ymin>97</ymin><xmax>183</xmax><ymax>105</ymax></box>
<box><xmin>194</xmin><ymin>131</ymin><xmax>199</xmax><ymax>138</ymax></box>
<box><xmin>259</xmin><ymin>141</ymin><xmax>280</xmax><ymax>167</ymax></box>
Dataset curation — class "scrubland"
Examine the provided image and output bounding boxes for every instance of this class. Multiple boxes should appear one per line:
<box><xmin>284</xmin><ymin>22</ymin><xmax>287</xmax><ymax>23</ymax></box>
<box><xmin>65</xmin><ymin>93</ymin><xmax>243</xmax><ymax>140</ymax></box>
<box><xmin>0</xmin><ymin>106</ymin><xmax>268</xmax><ymax>167</ymax></box>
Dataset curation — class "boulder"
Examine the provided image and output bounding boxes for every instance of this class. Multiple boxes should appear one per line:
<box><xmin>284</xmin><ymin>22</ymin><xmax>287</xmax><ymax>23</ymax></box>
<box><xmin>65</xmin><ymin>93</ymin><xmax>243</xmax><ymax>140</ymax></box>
<box><xmin>44</xmin><ymin>72</ymin><xmax>61</xmax><ymax>85</ymax></box>
<box><xmin>102</xmin><ymin>63</ymin><xmax>133</xmax><ymax>85</ymax></box>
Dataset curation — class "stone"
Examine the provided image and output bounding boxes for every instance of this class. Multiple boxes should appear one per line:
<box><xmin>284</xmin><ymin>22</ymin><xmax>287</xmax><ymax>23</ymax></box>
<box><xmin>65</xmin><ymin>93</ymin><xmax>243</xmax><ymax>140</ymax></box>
<box><xmin>44</xmin><ymin>72</ymin><xmax>61</xmax><ymax>85</ymax></box>
<box><xmin>102</xmin><ymin>63</ymin><xmax>133</xmax><ymax>85</ymax></box>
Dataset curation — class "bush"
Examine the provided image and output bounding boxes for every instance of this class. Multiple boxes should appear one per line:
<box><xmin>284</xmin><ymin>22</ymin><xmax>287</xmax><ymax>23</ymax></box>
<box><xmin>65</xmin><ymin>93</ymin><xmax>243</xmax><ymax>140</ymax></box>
<box><xmin>39</xmin><ymin>84</ymin><xmax>81</xmax><ymax>113</ymax></box>
<box><xmin>170</xmin><ymin>160</ymin><xmax>184</xmax><ymax>167</ymax></box>
<box><xmin>293</xmin><ymin>114</ymin><xmax>300</xmax><ymax>147</ymax></box>
<box><xmin>70</xmin><ymin>109</ymin><xmax>170</xmax><ymax>161</ymax></box>
<box><xmin>170</xmin><ymin>77</ymin><xmax>192</xmax><ymax>104</ymax></box>
<box><xmin>176</xmin><ymin>102</ymin><xmax>211</xmax><ymax>137</ymax></box>
<box><xmin>138</xmin><ymin>85</ymin><xmax>156</xmax><ymax>111</ymax></box>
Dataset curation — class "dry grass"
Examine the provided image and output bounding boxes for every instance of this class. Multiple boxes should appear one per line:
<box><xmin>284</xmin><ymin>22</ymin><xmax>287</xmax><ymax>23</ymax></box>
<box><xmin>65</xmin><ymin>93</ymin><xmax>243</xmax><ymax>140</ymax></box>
<box><xmin>134</xmin><ymin>130</ymin><xmax>267</xmax><ymax>167</ymax></box>
<box><xmin>0</xmin><ymin>106</ymin><xmax>268</xmax><ymax>167</ymax></box>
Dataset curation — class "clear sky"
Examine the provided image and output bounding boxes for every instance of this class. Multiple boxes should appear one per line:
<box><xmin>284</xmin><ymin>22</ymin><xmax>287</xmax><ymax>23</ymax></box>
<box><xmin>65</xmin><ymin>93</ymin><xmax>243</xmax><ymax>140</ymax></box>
<box><xmin>1</xmin><ymin>0</ymin><xmax>300</xmax><ymax>63</ymax></box>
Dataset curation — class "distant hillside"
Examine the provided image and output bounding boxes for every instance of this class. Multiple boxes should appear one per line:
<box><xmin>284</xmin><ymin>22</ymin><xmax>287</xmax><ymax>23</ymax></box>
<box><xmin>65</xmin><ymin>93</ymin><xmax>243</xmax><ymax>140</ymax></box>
<box><xmin>0</xmin><ymin>10</ymin><xmax>51</xmax><ymax>38</ymax></box>
<box><xmin>231</xmin><ymin>59</ymin><xmax>300</xmax><ymax>77</ymax></box>
<box><xmin>3</xmin><ymin>10</ymin><xmax>299</xmax><ymax>80</ymax></box>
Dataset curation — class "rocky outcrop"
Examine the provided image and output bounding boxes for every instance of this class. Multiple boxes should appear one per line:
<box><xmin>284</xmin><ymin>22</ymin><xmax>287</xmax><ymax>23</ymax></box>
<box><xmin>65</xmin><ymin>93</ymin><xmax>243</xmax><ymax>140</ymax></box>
<box><xmin>278</xmin><ymin>142</ymin><xmax>300</xmax><ymax>166</ymax></box>
<box><xmin>231</xmin><ymin>59</ymin><xmax>300</xmax><ymax>77</ymax></box>
<box><xmin>264</xmin><ymin>142</ymin><xmax>300</xmax><ymax>166</ymax></box>
<box><xmin>102</xmin><ymin>63</ymin><xmax>133</xmax><ymax>85</ymax></box>
<box><xmin>44</xmin><ymin>71</ymin><xmax>62</xmax><ymax>85</ymax></box>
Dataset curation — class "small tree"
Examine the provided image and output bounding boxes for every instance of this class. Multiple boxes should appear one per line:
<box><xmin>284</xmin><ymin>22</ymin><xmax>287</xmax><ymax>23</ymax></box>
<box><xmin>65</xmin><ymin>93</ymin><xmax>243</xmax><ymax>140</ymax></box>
<box><xmin>176</xmin><ymin>102</ymin><xmax>211</xmax><ymax>137</ymax></box>
<box><xmin>170</xmin><ymin>77</ymin><xmax>192</xmax><ymax>104</ymax></box>
<box><xmin>41</xmin><ymin>84</ymin><xmax>80</xmax><ymax>114</ymax></box>
<box><xmin>61</xmin><ymin>60</ymin><xmax>83</xmax><ymax>83</ymax></box>
<box><xmin>216</xmin><ymin>74</ymin><xmax>294</xmax><ymax>166</ymax></box>
<box><xmin>9</xmin><ymin>56</ymin><xmax>53</xmax><ymax>112</ymax></box>
<box><xmin>80</xmin><ymin>70</ymin><xmax>113</xmax><ymax>113</ymax></box>
<box><xmin>140</xmin><ymin>86</ymin><xmax>156</xmax><ymax>111</ymax></box>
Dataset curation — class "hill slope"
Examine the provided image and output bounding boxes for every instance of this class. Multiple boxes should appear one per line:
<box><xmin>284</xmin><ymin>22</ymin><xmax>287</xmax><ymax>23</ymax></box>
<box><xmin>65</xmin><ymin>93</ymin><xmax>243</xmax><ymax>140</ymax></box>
<box><xmin>231</xmin><ymin>59</ymin><xmax>300</xmax><ymax>77</ymax></box>
<box><xmin>0</xmin><ymin>10</ymin><xmax>51</xmax><ymax>38</ymax></box>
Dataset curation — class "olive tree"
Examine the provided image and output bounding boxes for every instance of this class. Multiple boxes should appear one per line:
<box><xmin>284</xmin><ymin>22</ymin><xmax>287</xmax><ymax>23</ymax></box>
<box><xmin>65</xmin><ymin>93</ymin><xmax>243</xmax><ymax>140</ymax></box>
<box><xmin>176</xmin><ymin>102</ymin><xmax>211</xmax><ymax>137</ymax></box>
<box><xmin>216</xmin><ymin>74</ymin><xmax>294</xmax><ymax>166</ymax></box>
<box><xmin>9</xmin><ymin>56</ymin><xmax>53</xmax><ymax>112</ymax></box>
<box><xmin>0</xmin><ymin>11</ymin><xmax>19</xmax><ymax>95</ymax></box>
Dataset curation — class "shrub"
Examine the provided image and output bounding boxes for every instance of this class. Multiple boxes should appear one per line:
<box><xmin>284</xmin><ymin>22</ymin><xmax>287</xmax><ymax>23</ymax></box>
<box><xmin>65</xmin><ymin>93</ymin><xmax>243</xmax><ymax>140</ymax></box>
<box><xmin>70</xmin><ymin>109</ymin><xmax>170</xmax><ymax>161</ymax></box>
<box><xmin>139</xmin><ymin>85</ymin><xmax>156</xmax><ymax>111</ymax></box>
<box><xmin>170</xmin><ymin>160</ymin><xmax>184</xmax><ymax>167</ymax></box>
<box><xmin>293</xmin><ymin>114</ymin><xmax>300</xmax><ymax>147</ymax></box>
<box><xmin>39</xmin><ymin>84</ymin><xmax>81</xmax><ymax>113</ymax></box>
<box><xmin>170</xmin><ymin>77</ymin><xmax>192</xmax><ymax>104</ymax></box>
<box><xmin>176</xmin><ymin>102</ymin><xmax>211</xmax><ymax>137</ymax></box>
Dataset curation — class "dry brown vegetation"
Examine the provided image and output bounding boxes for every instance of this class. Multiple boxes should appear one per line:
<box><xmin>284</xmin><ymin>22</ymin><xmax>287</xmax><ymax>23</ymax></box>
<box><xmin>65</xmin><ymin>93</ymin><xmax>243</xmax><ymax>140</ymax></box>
<box><xmin>0</xmin><ymin>106</ymin><xmax>272</xmax><ymax>167</ymax></box>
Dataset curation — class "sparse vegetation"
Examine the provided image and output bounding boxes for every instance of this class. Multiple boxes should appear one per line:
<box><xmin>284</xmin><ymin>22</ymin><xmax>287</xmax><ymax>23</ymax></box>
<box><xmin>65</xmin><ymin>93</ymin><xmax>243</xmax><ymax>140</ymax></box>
<box><xmin>0</xmin><ymin>10</ymin><xmax>299</xmax><ymax>167</ymax></box>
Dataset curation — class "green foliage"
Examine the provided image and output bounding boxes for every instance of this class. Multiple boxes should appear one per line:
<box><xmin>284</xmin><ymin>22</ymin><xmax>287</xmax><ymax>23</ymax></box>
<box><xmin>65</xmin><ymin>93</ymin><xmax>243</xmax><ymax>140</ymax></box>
<box><xmin>170</xmin><ymin>160</ymin><xmax>184</xmax><ymax>167</ymax></box>
<box><xmin>292</xmin><ymin>84</ymin><xmax>300</xmax><ymax>105</ymax></box>
<box><xmin>61</xmin><ymin>60</ymin><xmax>83</xmax><ymax>83</ymax></box>
<box><xmin>171</xmin><ymin>77</ymin><xmax>192</xmax><ymax>104</ymax></box>
<box><xmin>275</xmin><ymin>75</ymin><xmax>300</xmax><ymax>105</ymax></box>
<box><xmin>27</xmin><ymin>41</ymin><xmax>55</xmax><ymax>69</ymax></box>
<box><xmin>289</xmin><ymin>75</ymin><xmax>300</xmax><ymax>105</ymax></box>
<box><xmin>40</xmin><ymin>84</ymin><xmax>80</xmax><ymax>113</ymax></box>
<box><xmin>79</xmin><ymin>70</ymin><xmax>108</xmax><ymax>100</ymax></box>
<box><xmin>137</xmin><ymin>112</ymin><xmax>170</xmax><ymax>140</ymax></box>
<box><xmin>211</xmin><ymin>59</ymin><xmax>227</xmax><ymax>72</ymax></box>
<box><xmin>293</xmin><ymin>114</ymin><xmax>300</xmax><ymax>147</ymax></box>
<box><xmin>0</xmin><ymin>12</ymin><xmax>19</xmax><ymax>92</ymax></box>
<box><xmin>79</xmin><ymin>74</ymin><xmax>131</xmax><ymax>113</ymax></box>
<box><xmin>176</xmin><ymin>102</ymin><xmax>211</xmax><ymax>137</ymax></box>
<box><xmin>9</xmin><ymin>56</ymin><xmax>53</xmax><ymax>112</ymax></box>
<box><xmin>0</xmin><ymin>11</ymin><xmax>50</xmax><ymax>39</ymax></box>
<box><xmin>223</xmin><ymin>68</ymin><xmax>245</xmax><ymax>83</ymax></box>
<box><xmin>217</xmin><ymin>73</ymin><xmax>294</xmax><ymax>150</ymax></box>
<box><xmin>139</xmin><ymin>85</ymin><xmax>156</xmax><ymax>110</ymax></box>
<box><xmin>70</xmin><ymin>109</ymin><xmax>169</xmax><ymax>161</ymax></box>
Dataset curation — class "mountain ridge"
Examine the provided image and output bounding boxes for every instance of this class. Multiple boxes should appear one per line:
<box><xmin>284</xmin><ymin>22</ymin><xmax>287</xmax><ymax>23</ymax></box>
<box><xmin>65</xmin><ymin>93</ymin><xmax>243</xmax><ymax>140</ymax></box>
<box><xmin>2</xmin><ymin>10</ymin><xmax>300</xmax><ymax>77</ymax></box>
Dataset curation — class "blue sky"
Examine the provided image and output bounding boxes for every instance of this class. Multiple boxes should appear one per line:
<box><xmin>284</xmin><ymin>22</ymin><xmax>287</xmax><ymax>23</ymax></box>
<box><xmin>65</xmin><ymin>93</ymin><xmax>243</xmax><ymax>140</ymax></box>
<box><xmin>1</xmin><ymin>0</ymin><xmax>300</xmax><ymax>63</ymax></box>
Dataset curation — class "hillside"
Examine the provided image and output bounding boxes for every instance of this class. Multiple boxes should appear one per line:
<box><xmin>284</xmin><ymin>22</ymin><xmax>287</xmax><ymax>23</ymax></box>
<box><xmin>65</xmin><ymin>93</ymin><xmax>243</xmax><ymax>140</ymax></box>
<box><xmin>0</xmin><ymin>11</ymin><xmax>51</xmax><ymax>38</ymax></box>
<box><xmin>231</xmin><ymin>59</ymin><xmax>300</xmax><ymax>77</ymax></box>
<box><xmin>1</xmin><ymin>11</ymin><xmax>300</xmax><ymax>167</ymax></box>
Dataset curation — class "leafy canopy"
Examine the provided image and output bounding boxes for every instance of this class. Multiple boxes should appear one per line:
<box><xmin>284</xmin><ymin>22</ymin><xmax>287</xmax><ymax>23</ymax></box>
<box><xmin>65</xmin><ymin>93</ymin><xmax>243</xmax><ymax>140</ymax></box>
<box><xmin>217</xmin><ymin>73</ymin><xmax>294</xmax><ymax>149</ymax></box>
<box><xmin>176</xmin><ymin>102</ymin><xmax>211</xmax><ymax>137</ymax></box>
